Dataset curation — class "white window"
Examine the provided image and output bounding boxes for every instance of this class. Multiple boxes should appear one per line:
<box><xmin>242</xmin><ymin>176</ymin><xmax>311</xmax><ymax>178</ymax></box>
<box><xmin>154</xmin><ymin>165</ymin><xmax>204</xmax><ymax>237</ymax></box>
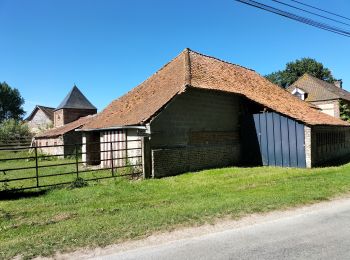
<box><xmin>292</xmin><ymin>88</ymin><xmax>306</xmax><ymax>100</ymax></box>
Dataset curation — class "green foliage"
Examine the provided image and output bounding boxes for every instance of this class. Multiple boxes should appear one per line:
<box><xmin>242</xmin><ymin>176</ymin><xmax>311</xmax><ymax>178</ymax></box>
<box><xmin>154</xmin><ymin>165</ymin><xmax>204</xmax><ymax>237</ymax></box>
<box><xmin>0</xmin><ymin>82</ymin><xmax>25</xmax><ymax>122</ymax></box>
<box><xmin>118</xmin><ymin>158</ymin><xmax>142</xmax><ymax>178</ymax></box>
<box><xmin>38</xmin><ymin>121</ymin><xmax>53</xmax><ymax>133</ymax></box>
<box><xmin>265</xmin><ymin>58</ymin><xmax>336</xmax><ymax>88</ymax></box>
<box><xmin>68</xmin><ymin>177</ymin><xmax>88</xmax><ymax>189</ymax></box>
<box><xmin>340</xmin><ymin>101</ymin><xmax>350</xmax><ymax>122</ymax></box>
<box><xmin>0</xmin><ymin>119</ymin><xmax>32</xmax><ymax>142</ymax></box>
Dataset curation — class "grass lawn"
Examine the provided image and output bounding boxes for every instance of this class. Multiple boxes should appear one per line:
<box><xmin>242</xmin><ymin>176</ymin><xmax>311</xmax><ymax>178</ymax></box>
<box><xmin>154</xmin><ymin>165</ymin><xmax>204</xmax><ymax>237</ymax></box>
<box><xmin>0</xmin><ymin>150</ymin><xmax>129</xmax><ymax>190</ymax></box>
<box><xmin>1</xmin><ymin>163</ymin><xmax>350</xmax><ymax>259</ymax></box>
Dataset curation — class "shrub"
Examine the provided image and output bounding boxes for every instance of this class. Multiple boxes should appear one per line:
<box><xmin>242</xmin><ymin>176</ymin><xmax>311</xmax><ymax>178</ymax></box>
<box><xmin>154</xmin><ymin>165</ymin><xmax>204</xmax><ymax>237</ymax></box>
<box><xmin>0</xmin><ymin>119</ymin><xmax>32</xmax><ymax>143</ymax></box>
<box><xmin>68</xmin><ymin>177</ymin><xmax>88</xmax><ymax>189</ymax></box>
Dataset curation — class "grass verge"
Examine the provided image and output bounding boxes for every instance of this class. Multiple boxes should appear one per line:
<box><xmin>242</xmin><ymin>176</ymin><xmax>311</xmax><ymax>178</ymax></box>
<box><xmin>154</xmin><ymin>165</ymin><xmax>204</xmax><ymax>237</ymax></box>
<box><xmin>1</xmin><ymin>164</ymin><xmax>350</xmax><ymax>259</ymax></box>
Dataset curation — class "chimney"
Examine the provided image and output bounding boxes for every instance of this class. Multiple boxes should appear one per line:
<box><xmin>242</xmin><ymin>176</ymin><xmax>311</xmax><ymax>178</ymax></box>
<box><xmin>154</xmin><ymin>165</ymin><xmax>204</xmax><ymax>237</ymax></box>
<box><xmin>334</xmin><ymin>79</ymin><xmax>343</xmax><ymax>88</ymax></box>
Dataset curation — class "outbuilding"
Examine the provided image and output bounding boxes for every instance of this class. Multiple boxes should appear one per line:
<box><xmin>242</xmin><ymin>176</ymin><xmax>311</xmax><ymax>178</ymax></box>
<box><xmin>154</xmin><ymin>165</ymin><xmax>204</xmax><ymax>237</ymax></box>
<box><xmin>80</xmin><ymin>49</ymin><xmax>350</xmax><ymax>178</ymax></box>
<box><xmin>34</xmin><ymin>85</ymin><xmax>97</xmax><ymax>156</ymax></box>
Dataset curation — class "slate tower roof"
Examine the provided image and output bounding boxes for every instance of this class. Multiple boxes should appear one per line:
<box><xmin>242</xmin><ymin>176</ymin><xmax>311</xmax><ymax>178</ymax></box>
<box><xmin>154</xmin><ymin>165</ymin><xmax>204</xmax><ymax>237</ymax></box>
<box><xmin>56</xmin><ymin>85</ymin><xmax>97</xmax><ymax>111</ymax></box>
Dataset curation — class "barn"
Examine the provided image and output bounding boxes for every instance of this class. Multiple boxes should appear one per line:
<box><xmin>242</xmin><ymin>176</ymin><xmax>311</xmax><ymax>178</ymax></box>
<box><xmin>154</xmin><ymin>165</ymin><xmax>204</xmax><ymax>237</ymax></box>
<box><xmin>80</xmin><ymin>49</ymin><xmax>350</xmax><ymax>178</ymax></box>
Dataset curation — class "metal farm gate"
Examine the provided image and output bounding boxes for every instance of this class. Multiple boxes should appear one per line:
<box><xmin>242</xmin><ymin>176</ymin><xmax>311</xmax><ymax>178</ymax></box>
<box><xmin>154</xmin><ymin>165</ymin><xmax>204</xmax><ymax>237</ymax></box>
<box><xmin>242</xmin><ymin>112</ymin><xmax>306</xmax><ymax>168</ymax></box>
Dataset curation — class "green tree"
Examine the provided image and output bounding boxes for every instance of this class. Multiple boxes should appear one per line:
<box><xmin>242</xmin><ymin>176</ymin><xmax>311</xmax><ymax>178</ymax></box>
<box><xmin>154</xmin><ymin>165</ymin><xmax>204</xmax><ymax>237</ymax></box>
<box><xmin>340</xmin><ymin>101</ymin><xmax>350</xmax><ymax>122</ymax></box>
<box><xmin>0</xmin><ymin>119</ymin><xmax>32</xmax><ymax>143</ymax></box>
<box><xmin>0</xmin><ymin>82</ymin><xmax>25</xmax><ymax>122</ymax></box>
<box><xmin>265</xmin><ymin>58</ymin><xmax>336</xmax><ymax>88</ymax></box>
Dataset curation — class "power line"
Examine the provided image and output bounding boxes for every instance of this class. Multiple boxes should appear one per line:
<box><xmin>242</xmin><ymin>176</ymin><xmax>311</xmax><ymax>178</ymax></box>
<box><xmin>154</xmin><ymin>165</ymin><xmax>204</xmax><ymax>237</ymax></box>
<box><xmin>289</xmin><ymin>0</ymin><xmax>350</xmax><ymax>21</ymax></box>
<box><xmin>272</xmin><ymin>0</ymin><xmax>350</xmax><ymax>27</ymax></box>
<box><xmin>235</xmin><ymin>0</ymin><xmax>350</xmax><ymax>37</ymax></box>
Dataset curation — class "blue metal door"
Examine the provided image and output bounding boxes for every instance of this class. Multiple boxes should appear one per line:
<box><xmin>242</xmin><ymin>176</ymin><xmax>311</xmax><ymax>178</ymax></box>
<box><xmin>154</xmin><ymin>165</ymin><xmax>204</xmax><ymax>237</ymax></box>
<box><xmin>251</xmin><ymin>112</ymin><xmax>306</xmax><ymax>168</ymax></box>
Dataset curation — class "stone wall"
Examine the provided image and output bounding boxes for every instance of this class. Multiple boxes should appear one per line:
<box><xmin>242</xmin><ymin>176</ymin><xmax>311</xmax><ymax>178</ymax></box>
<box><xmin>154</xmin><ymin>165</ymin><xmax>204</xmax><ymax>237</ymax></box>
<box><xmin>27</xmin><ymin>109</ymin><xmax>52</xmax><ymax>134</ymax></box>
<box><xmin>35</xmin><ymin>131</ymin><xmax>82</xmax><ymax>157</ymax></box>
<box><xmin>309</xmin><ymin>125</ymin><xmax>350</xmax><ymax>166</ymax></box>
<box><xmin>149</xmin><ymin>88</ymin><xmax>241</xmax><ymax>177</ymax></box>
<box><xmin>35</xmin><ymin>137</ymin><xmax>64</xmax><ymax>156</ymax></box>
<box><xmin>304</xmin><ymin>126</ymin><xmax>312</xmax><ymax>168</ymax></box>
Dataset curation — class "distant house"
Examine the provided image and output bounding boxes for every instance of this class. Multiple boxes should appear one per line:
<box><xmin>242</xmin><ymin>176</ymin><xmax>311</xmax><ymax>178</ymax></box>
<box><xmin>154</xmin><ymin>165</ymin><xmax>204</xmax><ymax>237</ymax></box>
<box><xmin>35</xmin><ymin>115</ymin><xmax>94</xmax><ymax>156</ymax></box>
<box><xmin>287</xmin><ymin>74</ymin><xmax>350</xmax><ymax>118</ymax></box>
<box><xmin>26</xmin><ymin>105</ymin><xmax>54</xmax><ymax>134</ymax></box>
<box><xmin>79</xmin><ymin>49</ymin><xmax>350</xmax><ymax>178</ymax></box>
<box><xmin>34</xmin><ymin>85</ymin><xmax>97</xmax><ymax>155</ymax></box>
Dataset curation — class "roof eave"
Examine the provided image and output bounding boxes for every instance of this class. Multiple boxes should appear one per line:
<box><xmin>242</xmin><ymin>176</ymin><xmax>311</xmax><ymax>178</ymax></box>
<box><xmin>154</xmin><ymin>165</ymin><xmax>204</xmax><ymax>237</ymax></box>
<box><xmin>77</xmin><ymin>125</ymin><xmax>147</xmax><ymax>132</ymax></box>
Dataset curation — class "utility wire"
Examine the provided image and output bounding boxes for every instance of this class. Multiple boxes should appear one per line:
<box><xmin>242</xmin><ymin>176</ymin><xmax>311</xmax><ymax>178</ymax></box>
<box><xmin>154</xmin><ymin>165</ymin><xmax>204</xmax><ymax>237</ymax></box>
<box><xmin>289</xmin><ymin>0</ymin><xmax>350</xmax><ymax>21</ymax></box>
<box><xmin>235</xmin><ymin>0</ymin><xmax>350</xmax><ymax>37</ymax></box>
<box><xmin>272</xmin><ymin>0</ymin><xmax>350</xmax><ymax>27</ymax></box>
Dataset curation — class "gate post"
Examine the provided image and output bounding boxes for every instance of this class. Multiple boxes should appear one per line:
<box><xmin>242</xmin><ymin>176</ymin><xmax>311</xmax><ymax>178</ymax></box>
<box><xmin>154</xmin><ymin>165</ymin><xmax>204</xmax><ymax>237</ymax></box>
<box><xmin>141</xmin><ymin>137</ymin><xmax>151</xmax><ymax>179</ymax></box>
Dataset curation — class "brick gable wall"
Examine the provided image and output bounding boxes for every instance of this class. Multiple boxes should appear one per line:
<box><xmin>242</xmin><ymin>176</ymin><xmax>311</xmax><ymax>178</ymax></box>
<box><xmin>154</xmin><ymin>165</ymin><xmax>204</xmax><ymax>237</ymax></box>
<box><xmin>149</xmin><ymin>88</ymin><xmax>241</xmax><ymax>177</ymax></box>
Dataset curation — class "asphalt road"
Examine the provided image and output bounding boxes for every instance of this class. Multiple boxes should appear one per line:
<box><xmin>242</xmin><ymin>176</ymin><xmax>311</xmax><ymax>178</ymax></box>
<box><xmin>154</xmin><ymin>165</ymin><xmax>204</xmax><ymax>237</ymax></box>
<box><xmin>93</xmin><ymin>199</ymin><xmax>350</xmax><ymax>260</ymax></box>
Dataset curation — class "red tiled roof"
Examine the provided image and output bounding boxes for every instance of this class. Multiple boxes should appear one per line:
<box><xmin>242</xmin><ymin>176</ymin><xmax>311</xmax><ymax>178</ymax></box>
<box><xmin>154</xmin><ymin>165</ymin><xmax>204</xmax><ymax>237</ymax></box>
<box><xmin>35</xmin><ymin>115</ymin><xmax>95</xmax><ymax>138</ymax></box>
<box><xmin>82</xmin><ymin>49</ymin><xmax>349</xmax><ymax>129</ymax></box>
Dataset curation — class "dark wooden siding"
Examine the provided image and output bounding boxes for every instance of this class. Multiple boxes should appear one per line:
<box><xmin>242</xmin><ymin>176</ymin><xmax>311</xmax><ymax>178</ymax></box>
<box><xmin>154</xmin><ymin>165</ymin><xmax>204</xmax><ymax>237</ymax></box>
<box><xmin>254</xmin><ymin>112</ymin><xmax>306</xmax><ymax>168</ymax></box>
<box><xmin>242</xmin><ymin>112</ymin><xmax>306</xmax><ymax>168</ymax></box>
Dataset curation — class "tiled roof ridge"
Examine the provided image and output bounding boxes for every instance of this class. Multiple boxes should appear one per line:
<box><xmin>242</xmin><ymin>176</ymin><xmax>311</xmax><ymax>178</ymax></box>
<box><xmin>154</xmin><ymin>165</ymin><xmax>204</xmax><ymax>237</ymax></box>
<box><xmin>184</xmin><ymin>48</ymin><xmax>192</xmax><ymax>86</ymax></box>
<box><xmin>82</xmin><ymin>50</ymin><xmax>188</xmax><ymax>129</ymax></box>
<box><xmin>37</xmin><ymin>105</ymin><xmax>55</xmax><ymax>110</ymax></box>
<box><xmin>303</xmin><ymin>73</ymin><xmax>333</xmax><ymax>85</ymax></box>
<box><xmin>108</xmin><ymin>49</ymin><xmax>189</xmax><ymax>103</ymax></box>
<box><xmin>137</xmin><ymin>49</ymin><xmax>189</xmax><ymax>93</ymax></box>
<box><xmin>187</xmin><ymin>48</ymin><xmax>256</xmax><ymax>72</ymax></box>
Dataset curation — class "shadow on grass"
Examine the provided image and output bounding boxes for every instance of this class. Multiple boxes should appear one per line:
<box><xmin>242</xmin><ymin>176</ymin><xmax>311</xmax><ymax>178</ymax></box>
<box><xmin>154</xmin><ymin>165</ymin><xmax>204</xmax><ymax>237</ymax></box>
<box><xmin>316</xmin><ymin>154</ymin><xmax>350</xmax><ymax>168</ymax></box>
<box><xmin>0</xmin><ymin>189</ymin><xmax>49</xmax><ymax>201</ymax></box>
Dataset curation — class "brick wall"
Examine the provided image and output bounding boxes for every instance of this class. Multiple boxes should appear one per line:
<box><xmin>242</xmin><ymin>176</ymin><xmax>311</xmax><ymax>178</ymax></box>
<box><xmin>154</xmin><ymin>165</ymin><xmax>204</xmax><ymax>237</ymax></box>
<box><xmin>152</xmin><ymin>145</ymin><xmax>239</xmax><ymax>178</ymax></box>
<box><xmin>54</xmin><ymin>108</ymin><xmax>97</xmax><ymax>127</ymax></box>
<box><xmin>149</xmin><ymin>88</ymin><xmax>241</xmax><ymax>177</ymax></box>
<box><xmin>54</xmin><ymin>109</ymin><xmax>64</xmax><ymax>127</ymax></box>
<box><xmin>310</xmin><ymin>125</ymin><xmax>350</xmax><ymax>166</ymax></box>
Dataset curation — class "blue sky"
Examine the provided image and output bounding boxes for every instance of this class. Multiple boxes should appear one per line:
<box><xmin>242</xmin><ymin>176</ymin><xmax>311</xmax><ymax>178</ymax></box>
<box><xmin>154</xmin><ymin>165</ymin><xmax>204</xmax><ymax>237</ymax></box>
<box><xmin>1</xmin><ymin>0</ymin><xmax>349</xmax><ymax>116</ymax></box>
